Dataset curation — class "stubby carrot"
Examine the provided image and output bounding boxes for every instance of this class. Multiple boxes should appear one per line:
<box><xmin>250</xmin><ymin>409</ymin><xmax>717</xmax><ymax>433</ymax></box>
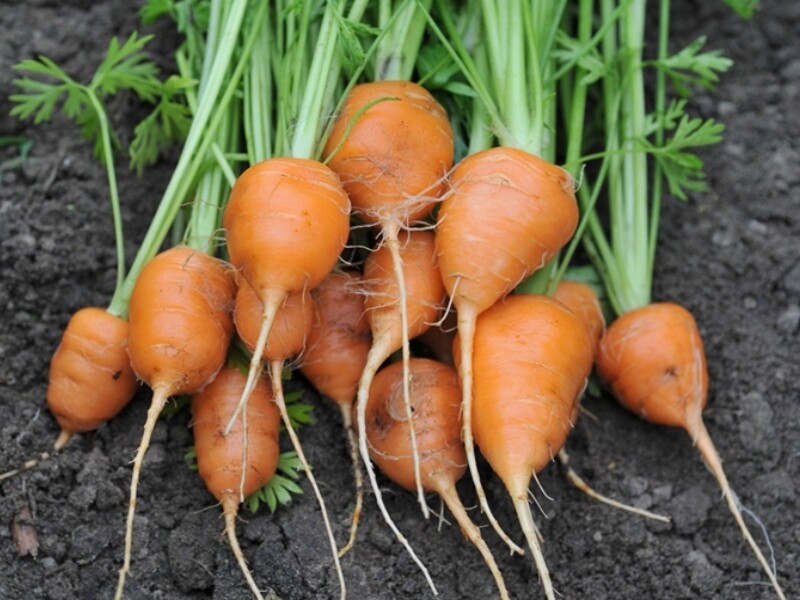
<box><xmin>461</xmin><ymin>294</ymin><xmax>594</xmax><ymax>600</ymax></box>
<box><xmin>299</xmin><ymin>271</ymin><xmax>372</xmax><ymax>556</ymax></box>
<box><xmin>365</xmin><ymin>358</ymin><xmax>510</xmax><ymax>600</ymax></box>
<box><xmin>115</xmin><ymin>246</ymin><xmax>236</xmax><ymax>599</ymax></box>
<box><xmin>192</xmin><ymin>365</ymin><xmax>280</xmax><ymax>600</ymax></box>
<box><xmin>436</xmin><ymin>146</ymin><xmax>578</xmax><ymax>554</ymax></box>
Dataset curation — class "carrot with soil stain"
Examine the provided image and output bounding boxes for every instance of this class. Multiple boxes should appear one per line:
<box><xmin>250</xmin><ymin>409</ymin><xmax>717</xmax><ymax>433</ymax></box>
<box><xmin>355</xmin><ymin>229</ymin><xmax>446</xmax><ymax>592</ymax></box>
<box><xmin>115</xmin><ymin>245</ymin><xmax>236</xmax><ymax>600</ymax></box>
<box><xmin>596</xmin><ymin>302</ymin><xmax>785</xmax><ymax>598</ymax></box>
<box><xmin>192</xmin><ymin>365</ymin><xmax>280</xmax><ymax>600</ymax></box>
<box><xmin>324</xmin><ymin>79</ymin><xmax>454</xmax><ymax>519</ymax></box>
<box><xmin>436</xmin><ymin>146</ymin><xmax>578</xmax><ymax>555</ymax></box>
<box><xmin>365</xmin><ymin>358</ymin><xmax>510</xmax><ymax>600</ymax></box>
<box><xmin>235</xmin><ymin>277</ymin><xmax>346</xmax><ymax>594</ymax></box>
<box><xmin>459</xmin><ymin>294</ymin><xmax>594</xmax><ymax>600</ymax></box>
<box><xmin>299</xmin><ymin>271</ymin><xmax>372</xmax><ymax>556</ymax></box>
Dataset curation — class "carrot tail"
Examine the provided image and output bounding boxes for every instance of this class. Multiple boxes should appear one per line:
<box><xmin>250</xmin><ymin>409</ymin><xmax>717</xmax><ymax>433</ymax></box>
<box><xmin>115</xmin><ymin>387</ymin><xmax>170</xmax><ymax>600</ymax></box>
<box><xmin>269</xmin><ymin>361</ymin><xmax>346</xmax><ymax>600</ymax></box>
<box><xmin>222</xmin><ymin>496</ymin><xmax>265</xmax><ymax>600</ymax></box>
<box><xmin>691</xmin><ymin>420</ymin><xmax>786</xmax><ymax>600</ymax></box>
<box><xmin>355</xmin><ymin>339</ymin><xmax>438</xmax><ymax>595</ymax></box>
<box><xmin>337</xmin><ymin>403</ymin><xmax>363</xmax><ymax>558</ymax></box>
<box><xmin>0</xmin><ymin>429</ymin><xmax>73</xmax><ymax>482</ymax></box>
<box><xmin>458</xmin><ymin>310</ymin><xmax>525</xmax><ymax>556</ymax></box>
<box><xmin>437</xmin><ymin>481</ymin><xmax>509</xmax><ymax>600</ymax></box>
<box><xmin>511</xmin><ymin>493</ymin><xmax>555</xmax><ymax>600</ymax></box>
<box><xmin>385</xmin><ymin>225</ymin><xmax>429</xmax><ymax>519</ymax></box>
<box><xmin>556</xmin><ymin>448</ymin><xmax>670</xmax><ymax>523</ymax></box>
<box><xmin>224</xmin><ymin>294</ymin><xmax>282</xmax><ymax>436</ymax></box>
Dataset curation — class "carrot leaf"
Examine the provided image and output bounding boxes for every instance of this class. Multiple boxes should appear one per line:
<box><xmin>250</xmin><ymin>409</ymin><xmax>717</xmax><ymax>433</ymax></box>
<box><xmin>245</xmin><ymin>451</ymin><xmax>305</xmax><ymax>514</ymax></box>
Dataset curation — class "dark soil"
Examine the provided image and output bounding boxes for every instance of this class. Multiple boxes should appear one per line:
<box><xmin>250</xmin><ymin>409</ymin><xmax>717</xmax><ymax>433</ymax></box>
<box><xmin>1</xmin><ymin>1</ymin><xmax>798</xmax><ymax>599</ymax></box>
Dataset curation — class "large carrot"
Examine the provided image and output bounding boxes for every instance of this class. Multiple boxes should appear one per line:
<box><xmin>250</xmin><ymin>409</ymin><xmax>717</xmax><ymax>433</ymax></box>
<box><xmin>365</xmin><ymin>358</ymin><xmax>509</xmax><ymax>600</ymax></box>
<box><xmin>116</xmin><ymin>246</ymin><xmax>236</xmax><ymax>599</ymax></box>
<box><xmin>355</xmin><ymin>229</ymin><xmax>446</xmax><ymax>591</ymax></box>
<box><xmin>234</xmin><ymin>276</ymin><xmax>346</xmax><ymax>595</ymax></box>
<box><xmin>324</xmin><ymin>77</ymin><xmax>454</xmax><ymax>519</ymax></box>
<box><xmin>299</xmin><ymin>271</ymin><xmax>372</xmax><ymax>556</ymax></box>
<box><xmin>460</xmin><ymin>294</ymin><xmax>594</xmax><ymax>600</ymax></box>
<box><xmin>191</xmin><ymin>365</ymin><xmax>280</xmax><ymax>600</ymax></box>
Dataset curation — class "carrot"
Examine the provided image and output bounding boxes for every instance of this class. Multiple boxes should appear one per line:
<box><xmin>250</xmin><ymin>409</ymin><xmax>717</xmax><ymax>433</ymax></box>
<box><xmin>191</xmin><ymin>365</ymin><xmax>280</xmax><ymax>600</ymax></box>
<box><xmin>552</xmin><ymin>280</ymin><xmax>605</xmax><ymax>358</ymax></box>
<box><xmin>459</xmin><ymin>294</ymin><xmax>594</xmax><ymax>600</ymax></box>
<box><xmin>0</xmin><ymin>308</ymin><xmax>139</xmax><ymax>483</ymax></box>
<box><xmin>324</xmin><ymin>79</ymin><xmax>454</xmax><ymax>519</ymax></box>
<box><xmin>596</xmin><ymin>303</ymin><xmax>785</xmax><ymax>597</ymax></box>
<box><xmin>299</xmin><ymin>271</ymin><xmax>372</xmax><ymax>556</ymax></box>
<box><xmin>365</xmin><ymin>358</ymin><xmax>509</xmax><ymax>600</ymax></box>
<box><xmin>355</xmin><ymin>229</ymin><xmax>446</xmax><ymax>591</ymax></box>
<box><xmin>115</xmin><ymin>245</ymin><xmax>236</xmax><ymax>600</ymax></box>
<box><xmin>234</xmin><ymin>275</ymin><xmax>346</xmax><ymax>596</ymax></box>
<box><xmin>221</xmin><ymin>157</ymin><xmax>350</xmax><ymax>431</ymax></box>
<box><xmin>436</xmin><ymin>146</ymin><xmax>578</xmax><ymax>554</ymax></box>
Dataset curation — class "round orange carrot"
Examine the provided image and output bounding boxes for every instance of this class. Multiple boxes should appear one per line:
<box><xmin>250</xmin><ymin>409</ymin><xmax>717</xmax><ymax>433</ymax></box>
<box><xmin>299</xmin><ymin>271</ymin><xmax>371</xmax><ymax>555</ymax></box>
<box><xmin>461</xmin><ymin>294</ymin><xmax>593</xmax><ymax>600</ymax></box>
<box><xmin>192</xmin><ymin>365</ymin><xmax>280</xmax><ymax>600</ymax></box>
<box><xmin>596</xmin><ymin>302</ymin><xmax>786</xmax><ymax>599</ymax></box>
<box><xmin>222</xmin><ymin>157</ymin><xmax>350</xmax><ymax>431</ymax></box>
<box><xmin>365</xmin><ymin>358</ymin><xmax>509</xmax><ymax>600</ymax></box>
<box><xmin>116</xmin><ymin>246</ymin><xmax>236</xmax><ymax>599</ymax></box>
<box><xmin>436</xmin><ymin>145</ymin><xmax>578</xmax><ymax>554</ymax></box>
<box><xmin>323</xmin><ymin>80</ymin><xmax>453</xmax><ymax>227</ymax></box>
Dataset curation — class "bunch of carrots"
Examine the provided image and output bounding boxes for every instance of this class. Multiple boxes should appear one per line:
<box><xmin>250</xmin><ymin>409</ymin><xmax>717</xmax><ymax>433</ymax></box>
<box><xmin>4</xmin><ymin>0</ymin><xmax>788</xmax><ymax>598</ymax></box>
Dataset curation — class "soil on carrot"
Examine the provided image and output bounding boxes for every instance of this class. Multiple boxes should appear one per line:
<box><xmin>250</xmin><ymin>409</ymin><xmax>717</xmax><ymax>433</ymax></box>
<box><xmin>1</xmin><ymin>1</ymin><xmax>797</xmax><ymax>599</ymax></box>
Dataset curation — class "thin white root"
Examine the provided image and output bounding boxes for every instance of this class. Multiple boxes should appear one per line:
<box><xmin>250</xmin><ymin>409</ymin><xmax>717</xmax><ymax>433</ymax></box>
<box><xmin>270</xmin><ymin>361</ymin><xmax>347</xmax><ymax>600</ymax></box>
<box><xmin>438</xmin><ymin>481</ymin><xmax>509</xmax><ymax>600</ymax></box>
<box><xmin>223</xmin><ymin>496</ymin><xmax>265</xmax><ymax>600</ymax></box>
<box><xmin>459</xmin><ymin>310</ymin><xmax>526</xmax><ymax>556</ymax></box>
<box><xmin>692</xmin><ymin>420</ymin><xmax>786</xmax><ymax>600</ymax></box>
<box><xmin>115</xmin><ymin>387</ymin><xmax>170</xmax><ymax>600</ymax></box>
<box><xmin>512</xmin><ymin>494</ymin><xmax>555</xmax><ymax>600</ymax></box>
<box><xmin>224</xmin><ymin>293</ymin><xmax>283</xmax><ymax>436</ymax></box>
<box><xmin>356</xmin><ymin>339</ymin><xmax>438</xmax><ymax>595</ymax></box>
<box><xmin>556</xmin><ymin>448</ymin><xmax>670</xmax><ymax>523</ymax></box>
<box><xmin>337</xmin><ymin>403</ymin><xmax>363</xmax><ymax>558</ymax></box>
<box><xmin>0</xmin><ymin>430</ymin><xmax>73</xmax><ymax>483</ymax></box>
<box><xmin>385</xmin><ymin>227</ymin><xmax>429</xmax><ymax>520</ymax></box>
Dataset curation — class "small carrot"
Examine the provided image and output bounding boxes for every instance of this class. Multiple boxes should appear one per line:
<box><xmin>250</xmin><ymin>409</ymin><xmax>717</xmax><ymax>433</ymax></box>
<box><xmin>596</xmin><ymin>302</ymin><xmax>786</xmax><ymax>599</ymax></box>
<box><xmin>436</xmin><ymin>146</ymin><xmax>578</xmax><ymax>554</ymax></box>
<box><xmin>552</xmin><ymin>280</ymin><xmax>605</xmax><ymax>358</ymax></box>
<box><xmin>460</xmin><ymin>294</ymin><xmax>594</xmax><ymax>600</ymax></box>
<box><xmin>222</xmin><ymin>157</ymin><xmax>350</xmax><ymax>431</ymax></box>
<box><xmin>234</xmin><ymin>276</ymin><xmax>346</xmax><ymax>595</ymax></box>
<box><xmin>365</xmin><ymin>358</ymin><xmax>509</xmax><ymax>600</ymax></box>
<box><xmin>324</xmin><ymin>79</ymin><xmax>454</xmax><ymax>520</ymax></box>
<box><xmin>0</xmin><ymin>308</ymin><xmax>139</xmax><ymax>482</ymax></box>
<box><xmin>116</xmin><ymin>245</ymin><xmax>236</xmax><ymax>600</ymax></box>
<box><xmin>355</xmin><ymin>229</ymin><xmax>446</xmax><ymax>591</ymax></box>
<box><xmin>299</xmin><ymin>271</ymin><xmax>372</xmax><ymax>556</ymax></box>
<box><xmin>191</xmin><ymin>365</ymin><xmax>280</xmax><ymax>600</ymax></box>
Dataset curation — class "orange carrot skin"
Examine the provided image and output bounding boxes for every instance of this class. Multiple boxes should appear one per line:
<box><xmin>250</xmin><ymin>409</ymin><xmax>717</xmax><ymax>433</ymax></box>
<box><xmin>436</xmin><ymin>147</ymin><xmax>578</xmax><ymax>314</ymax></box>
<box><xmin>300</xmin><ymin>272</ymin><xmax>371</xmax><ymax>406</ymax></box>
<box><xmin>223</xmin><ymin>158</ymin><xmax>350</xmax><ymax>298</ymax></box>
<box><xmin>365</xmin><ymin>358</ymin><xmax>465</xmax><ymax>492</ymax></box>
<box><xmin>127</xmin><ymin>246</ymin><xmax>236</xmax><ymax>394</ymax></box>
<box><xmin>191</xmin><ymin>366</ymin><xmax>280</xmax><ymax>501</ymax></box>
<box><xmin>552</xmin><ymin>280</ymin><xmax>605</xmax><ymax>359</ymax></box>
<box><xmin>234</xmin><ymin>279</ymin><xmax>314</xmax><ymax>363</ymax></box>
<box><xmin>47</xmin><ymin>307</ymin><xmax>138</xmax><ymax>433</ymax></box>
<box><xmin>465</xmin><ymin>295</ymin><xmax>594</xmax><ymax>491</ymax></box>
<box><xmin>323</xmin><ymin>80</ymin><xmax>454</xmax><ymax>225</ymax></box>
<box><xmin>596</xmin><ymin>302</ymin><xmax>708</xmax><ymax>429</ymax></box>
<box><xmin>364</xmin><ymin>230</ymin><xmax>445</xmax><ymax>350</ymax></box>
